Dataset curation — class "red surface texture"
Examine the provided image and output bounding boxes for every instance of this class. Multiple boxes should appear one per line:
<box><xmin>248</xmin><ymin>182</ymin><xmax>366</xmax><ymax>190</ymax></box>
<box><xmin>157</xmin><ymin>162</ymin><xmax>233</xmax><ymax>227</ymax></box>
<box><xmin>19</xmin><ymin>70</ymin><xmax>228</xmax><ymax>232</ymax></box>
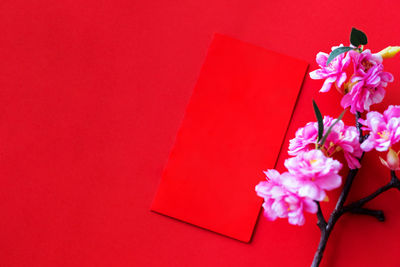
<box><xmin>151</xmin><ymin>34</ymin><xmax>307</xmax><ymax>242</ymax></box>
<box><xmin>2</xmin><ymin>0</ymin><xmax>400</xmax><ymax>267</ymax></box>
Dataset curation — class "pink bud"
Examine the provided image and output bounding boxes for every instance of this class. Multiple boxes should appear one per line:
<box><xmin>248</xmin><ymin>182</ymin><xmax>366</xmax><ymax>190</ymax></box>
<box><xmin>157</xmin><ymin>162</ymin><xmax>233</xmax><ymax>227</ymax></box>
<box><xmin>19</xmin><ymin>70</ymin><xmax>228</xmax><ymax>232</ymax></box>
<box><xmin>380</xmin><ymin>148</ymin><xmax>400</xmax><ymax>170</ymax></box>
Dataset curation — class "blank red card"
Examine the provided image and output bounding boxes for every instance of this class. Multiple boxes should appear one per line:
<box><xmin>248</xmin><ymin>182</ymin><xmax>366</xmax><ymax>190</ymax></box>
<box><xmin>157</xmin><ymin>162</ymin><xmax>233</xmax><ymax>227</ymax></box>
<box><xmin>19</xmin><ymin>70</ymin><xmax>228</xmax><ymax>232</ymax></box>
<box><xmin>151</xmin><ymin>34</ymin><xmax>308</xmax><ymax>242</ymax></box>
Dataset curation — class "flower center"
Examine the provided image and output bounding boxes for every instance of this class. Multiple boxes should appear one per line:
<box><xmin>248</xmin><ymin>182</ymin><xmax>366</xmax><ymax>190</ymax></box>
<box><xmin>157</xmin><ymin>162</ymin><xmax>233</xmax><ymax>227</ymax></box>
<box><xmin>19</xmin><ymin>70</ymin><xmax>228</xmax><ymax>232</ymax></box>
<box><xmin>377</xmin><ymin>130</ymin><xmax>390</xmax><ymax>140</ymax></box>
<box><xmin>286</xmin><ymin>203</ymin><xmax>297</xmax><ymax>211</ymax></box>
<box><xmin>362</xmin><ymin>59</ymin><xmax>373</xmax><ymax>71</ymax></box>
<box><xmin>343</xmin><ymin>80</ymin><xmax>359</xmax><ymax>94</ymax></box>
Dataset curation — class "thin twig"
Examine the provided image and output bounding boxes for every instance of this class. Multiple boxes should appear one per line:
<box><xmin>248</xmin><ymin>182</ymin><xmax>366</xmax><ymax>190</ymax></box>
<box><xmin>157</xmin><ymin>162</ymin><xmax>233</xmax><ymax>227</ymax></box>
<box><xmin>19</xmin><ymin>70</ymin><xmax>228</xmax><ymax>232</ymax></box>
<box><xmin>343</xmin><ymin>171</ymin><xmax>400</xmax><ymax>212</ymax></box>
<box><xmin>349</xmin><ymin>207</ymin><xmax>385</xmax><ymax>221</ymax></box>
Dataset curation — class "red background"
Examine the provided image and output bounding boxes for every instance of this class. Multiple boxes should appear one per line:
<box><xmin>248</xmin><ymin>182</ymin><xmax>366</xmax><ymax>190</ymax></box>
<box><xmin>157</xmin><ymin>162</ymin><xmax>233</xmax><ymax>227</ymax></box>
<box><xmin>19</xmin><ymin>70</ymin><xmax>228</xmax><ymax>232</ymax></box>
<box><xmin>1</xmin><ymin>0</ymin><xmax>400</xmax><ymax>266</ymax></box>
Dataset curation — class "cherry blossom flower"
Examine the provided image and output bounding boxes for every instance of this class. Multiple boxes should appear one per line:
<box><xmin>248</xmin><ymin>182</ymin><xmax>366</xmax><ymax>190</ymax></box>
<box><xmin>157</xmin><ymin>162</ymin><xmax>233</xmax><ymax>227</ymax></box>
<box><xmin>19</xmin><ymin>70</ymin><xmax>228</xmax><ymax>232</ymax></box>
<box><xmin>309</xmin><ymin>44</ymin><xmax>352</xmax><ymax>93</ymax></box>
<box><xmin>340</xmin><ymin>49</ymin><xmax>393</xmax><ymax>114</ymax></box>
<box><xmin>360</xmin><ymin>105</ymin><xmax>400</xmax><ymax>151</ymax></box>
<box><xmin>255</xmin><ymin>170</ymin><xmax>317</xmax><ymax>226</ymax></box>
<box><xmin>284</xmin><ymin>150</ymin><xmax>343</xmax><ymax>201</ymax></box>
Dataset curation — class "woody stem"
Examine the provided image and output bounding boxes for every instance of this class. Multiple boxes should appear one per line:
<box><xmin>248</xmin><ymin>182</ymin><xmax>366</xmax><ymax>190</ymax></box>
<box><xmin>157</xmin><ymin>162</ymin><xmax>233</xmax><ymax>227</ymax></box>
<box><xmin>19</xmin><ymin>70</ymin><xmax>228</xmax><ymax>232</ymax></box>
<box><xmin>311</xmin><ymin>112</ymin><xmax>363</xmax><ymax>267</ymax></box>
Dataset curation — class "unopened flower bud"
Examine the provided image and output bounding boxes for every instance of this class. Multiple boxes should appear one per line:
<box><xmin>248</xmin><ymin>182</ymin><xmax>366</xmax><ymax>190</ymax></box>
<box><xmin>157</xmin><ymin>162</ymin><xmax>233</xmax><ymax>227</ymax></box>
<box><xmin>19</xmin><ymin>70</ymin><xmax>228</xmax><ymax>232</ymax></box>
<box><xmin>379</xmin><ymin>148</ymin><xmax>400</xmax><ymax>170</ymax></box>
<box><xmin>378</xmin><ymin>46</ymin><xmax>400</xmax><ymax>59</ymax></box>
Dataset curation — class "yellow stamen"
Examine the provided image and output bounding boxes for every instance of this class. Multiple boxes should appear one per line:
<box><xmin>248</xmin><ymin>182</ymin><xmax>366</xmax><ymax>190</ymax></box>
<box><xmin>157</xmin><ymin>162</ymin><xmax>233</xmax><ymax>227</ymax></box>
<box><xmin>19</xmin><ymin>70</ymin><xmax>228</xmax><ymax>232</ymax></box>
<box><xmin>343</xmin><ymin>80</ymin><xmax>359</xmax><ymax>94</ymax></box>
<box><xmin>377</xmin><ymin>130</ymin><xmax>390</xmax><ymax>140</ymax></box>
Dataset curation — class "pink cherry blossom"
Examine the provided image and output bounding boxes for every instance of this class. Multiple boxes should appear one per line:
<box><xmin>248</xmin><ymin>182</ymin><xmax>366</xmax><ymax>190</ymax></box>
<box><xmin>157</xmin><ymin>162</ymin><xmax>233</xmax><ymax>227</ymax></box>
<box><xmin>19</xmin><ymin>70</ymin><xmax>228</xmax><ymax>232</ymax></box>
<box><xmin>284</xmin><ymin>149</ymin><xmax>343</xmax><ymax>201</ymax></box>
<box><xmin>255</xmin><ymin>170</ymin><xmax>317</xmax><ymax>226</ymax></box>
<box><xmin>360</xmin><ymin>105</ymin><xmax>400</xmax><ymax>152</ymax></box>
<box><xmin>340</xmin><ymin>49</ymin><xmax>394</xmax><ymax>114</ymax></box>
<box><xmin>309</xmin><ymin>44</ymin><xmax>352</xmax><ymax>93</ymax></box>
<box><xmin>288</xmin><ymin>116</ymin><xmax>362</xmax><ymax>169</ymax></box>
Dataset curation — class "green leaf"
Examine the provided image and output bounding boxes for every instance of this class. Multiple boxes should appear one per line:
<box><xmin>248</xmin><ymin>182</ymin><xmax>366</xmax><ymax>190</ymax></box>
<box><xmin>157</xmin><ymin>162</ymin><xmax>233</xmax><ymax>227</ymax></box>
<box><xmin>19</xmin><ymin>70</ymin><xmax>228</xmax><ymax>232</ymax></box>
<box><xmin>350</xmin><ymin>27</ymin><xmax>368</xmax><ymax>47</ymax></box>
<box><xmin>326</xmin><ymin>46</ymin><xmax>353</xmax><ymax>66</ymax></box>
<box><xmin>313</xmin><ymin>100</ymin><xmax>324</xmax><ymax>142</ymax></box>
<box><xmin>319</xmin><ymin>109</ymin><xmax>347</xmax><ymax>146</ymax></box>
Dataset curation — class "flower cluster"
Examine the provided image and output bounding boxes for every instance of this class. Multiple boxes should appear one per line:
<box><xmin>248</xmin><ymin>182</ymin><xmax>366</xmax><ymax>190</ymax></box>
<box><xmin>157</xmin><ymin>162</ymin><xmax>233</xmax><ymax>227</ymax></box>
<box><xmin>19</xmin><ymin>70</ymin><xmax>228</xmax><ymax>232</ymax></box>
<box><xmin>255</xmin><ymin>149</ymin><xmax>342</xmax><ymax>225</ymax></box>
<box><xmin>309</xmin><ymin>39</ymin><xmax>400</xmax><ymax>170</ymax></box>
<box><xmin>289</xmin><ymin>116</ymin><xmax>362</xmax><ymax>169</ymax></box>
<box><xmin>310</xmin><ymin>47</ymin><xmax>394</xmax><ymax>114</ymax></box>
<box><xmin>255</xmin><ymin>28</ymin><xmax>400</xmax><ymax>266</ymax></box>
<box><xmin>256</xmin><ymin>28</ymin><xmax>400</xmax><ymax>228</ymax></box>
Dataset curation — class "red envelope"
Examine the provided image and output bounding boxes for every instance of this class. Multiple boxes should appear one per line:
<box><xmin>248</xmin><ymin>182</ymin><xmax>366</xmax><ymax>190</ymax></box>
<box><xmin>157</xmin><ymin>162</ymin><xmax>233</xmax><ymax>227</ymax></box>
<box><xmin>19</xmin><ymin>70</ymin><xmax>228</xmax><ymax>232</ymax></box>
<box><xmin>151</xmin><ymin>34</ymin><xmax>308</xmax><ymax>242</ymax></box>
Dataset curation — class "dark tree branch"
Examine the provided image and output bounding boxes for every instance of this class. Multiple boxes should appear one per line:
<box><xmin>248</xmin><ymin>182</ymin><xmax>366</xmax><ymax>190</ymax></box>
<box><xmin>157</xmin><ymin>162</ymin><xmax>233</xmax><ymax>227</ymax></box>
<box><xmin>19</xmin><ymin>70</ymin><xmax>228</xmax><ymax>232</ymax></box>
<box><xmin>311</xmin><ymin>112</ymin><xmax>368</xmax><ymax>267</ymax></box>
<box><xmin>311</xmin><ymin>168</ymin><xmax>358</xmax><ymax>267</ymax></box>
<box><xmin>356</xmin><ymin>112</ymin><xmax>363</xmax><ymax>143</ymax></box>
<box><xmin>315</xmin><ymin>201</ymin><xmax>327</xmax><ymax>230</ymax></box>
<box><xmin>349</xmin><ymin>207</ymin><xmax>385</xmax><ymax>221</ymax></box>
<box><xmin>343</xmin><ymin>171</ymin><xmax>400</xmax><ymax>212</ymax></box>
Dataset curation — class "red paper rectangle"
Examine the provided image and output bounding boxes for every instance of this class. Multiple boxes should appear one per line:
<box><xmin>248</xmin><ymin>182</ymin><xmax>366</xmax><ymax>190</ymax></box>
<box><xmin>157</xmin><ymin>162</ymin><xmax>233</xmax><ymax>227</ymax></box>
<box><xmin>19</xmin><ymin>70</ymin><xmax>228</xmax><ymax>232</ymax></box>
<box><xmin>151</xmin><ymin>34</ymin><xmax>308</xmax><ymax>242</ymax></box>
